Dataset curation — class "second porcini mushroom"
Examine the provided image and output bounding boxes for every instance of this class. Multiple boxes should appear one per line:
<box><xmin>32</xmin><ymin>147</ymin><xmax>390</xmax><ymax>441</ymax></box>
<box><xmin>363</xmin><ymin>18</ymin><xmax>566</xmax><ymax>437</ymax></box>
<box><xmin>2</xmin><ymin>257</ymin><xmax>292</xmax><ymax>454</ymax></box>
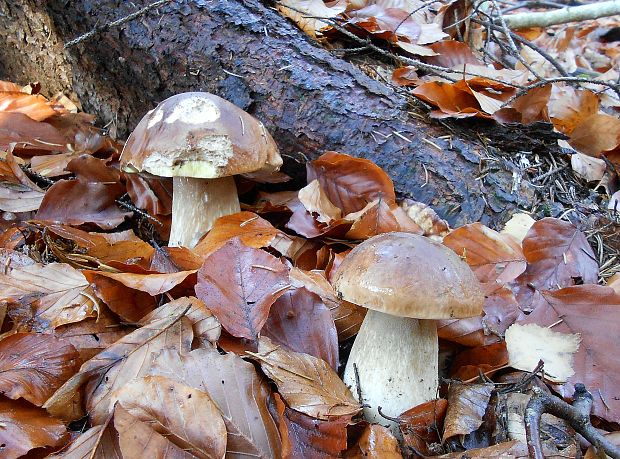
<box><xmin>333</xmin><ymin>232</ymin><xmax>484</xmax><ymax>433</ymax></box>
<box><xmin>120</xmin><ymin>92</ymin><xmax>282</xmax><ymax>247</ymax></box>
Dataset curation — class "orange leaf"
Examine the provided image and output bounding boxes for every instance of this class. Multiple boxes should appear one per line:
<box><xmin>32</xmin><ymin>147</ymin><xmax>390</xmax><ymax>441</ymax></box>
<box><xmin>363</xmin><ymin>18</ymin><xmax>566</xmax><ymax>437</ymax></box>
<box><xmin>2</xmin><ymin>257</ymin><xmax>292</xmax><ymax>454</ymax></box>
<box><xmin>398</xmin><ymin>399</ymin><xmax>448</xmax><ymax>455</ymax></box>
<box><xmin>0</xmin><ymin>91</ymin><xmax>58</xmax><ymax>121</ymax></box>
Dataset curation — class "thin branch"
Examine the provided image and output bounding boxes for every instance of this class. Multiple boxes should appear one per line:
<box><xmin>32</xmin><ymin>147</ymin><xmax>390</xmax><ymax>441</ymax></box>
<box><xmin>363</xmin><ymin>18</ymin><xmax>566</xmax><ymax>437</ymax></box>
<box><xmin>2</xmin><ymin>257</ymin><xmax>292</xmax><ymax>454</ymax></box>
<box><xmin>64</xmin><ymin>0</ymin><xmax>173</xmax><ymax>48</ymax></box>
<box><xmin>525</xmin><ymin>384</ymin><xmax>620</xmax><ymax>459</ymax></box>
<box><xmin>501</xmin><ymin>0</ymin><xmax>620</xmax><ymax>29</ymax></box>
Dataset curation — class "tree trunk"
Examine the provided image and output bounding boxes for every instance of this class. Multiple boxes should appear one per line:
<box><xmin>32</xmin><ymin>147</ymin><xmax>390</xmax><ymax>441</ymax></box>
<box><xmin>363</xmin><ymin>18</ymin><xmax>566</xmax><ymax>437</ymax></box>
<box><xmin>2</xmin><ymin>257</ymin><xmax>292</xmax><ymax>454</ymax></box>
<box><xmin>0</xmin><ymin>0</ymin><xmax>535</xmax><ymax>227</ymax></box>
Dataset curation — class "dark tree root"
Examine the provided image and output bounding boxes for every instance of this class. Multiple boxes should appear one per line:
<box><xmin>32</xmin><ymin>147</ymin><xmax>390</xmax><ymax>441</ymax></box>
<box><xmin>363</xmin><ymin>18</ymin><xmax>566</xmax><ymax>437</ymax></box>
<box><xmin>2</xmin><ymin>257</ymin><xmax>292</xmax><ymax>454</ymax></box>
<box><xmin>525</xmin><ymin>383</ymin><xmax>620</xmax><ymax>459</ymax></box>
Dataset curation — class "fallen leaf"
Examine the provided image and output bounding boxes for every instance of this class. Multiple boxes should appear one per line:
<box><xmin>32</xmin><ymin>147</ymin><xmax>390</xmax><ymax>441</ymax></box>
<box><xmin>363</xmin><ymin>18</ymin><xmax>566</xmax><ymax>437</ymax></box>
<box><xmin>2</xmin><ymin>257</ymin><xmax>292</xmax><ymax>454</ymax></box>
<box><xmin>36</xmin><ymin>179</ymin><xmax>131</xmax><ymax>230</ymax></box>
<box><xmin>0</xmin><ymin>150</ymin><xmax>45</xmax><ymax>213</ymax></box>
<box><xmin>110</xmin><ymin>375</ymin><xmax>227</xmax><ymax>459</ymax></box>
<box><xmin>569</xmin><ymin>113</ymin><xmax>620</xmax><ymax>157</ymax></box>
<box><xmin>501</xmin><ymin>213</ymin><xmax>535</xmax><ymax>244</ymax></box>
<box><xmin>344</xmin><ymin>424</ymin><xmax>402</xmax><ymax>458</ymax></box>
<box><xmin>277</xmin><ymin>0</ymin><xmax>346</xmax><ymax>38</ymax></box>
<box><xmin>251</xmin><ymin>336</ymin><xmax>361</xmax><ymax>420</ymax></box>
<box><xmin>195</xmin><ymin>238</ymin><xmax>289</xmax><ymax>340</ymax></box>
<box><xmin>114</xmin><ymin>404</ymin><xmax>193</xmax><ymax>459</ymax></box>
<box><xmin>0</xmin><ymin>262</ymin><xmax>98</xmax><ymax>331</ymax></box>
<box><xmin>450</xmin><ymin>342</ymin><xmax>509</xmax><ymax>381</ymax></box>
<box><xmin>398</xmin><ymin>399</ymin><xmax>448</xmax><ymax>456</ymax></box>
<box><xmin>400</xmin><ymin>199</ymin><xmax>450</xmax><ymax>238</ymax></box>
<box><xmin>442</xmin><ymin>383</ymin><xmax>493</xmax><ymax>441</ymax></box>
<box><xmin>263</xmin><ymin>286</ymin><xmax>339</xmax><ymax>370</ymax></box>
<box><xmin>47</xmin><ymin>415</ymin><xmax>121</xmax><ymax>458</ymax></box>
<box><xmin>274</xmin><ymin>393</ymin><xmax>350</xmax><ymax>459</ymax></box>
<box><xmin>505</xmin><ymin>323</ymin><xmax>580</xmax><ymax>382</ymax></box>
<box><xmin>522</xmin><ymin>285</ymin><xmax>620</xmax><ymax>423</ymax></box>
<box><xmin>0</xmin><ymin>398</ymin><xmax>68</xmax><ymax>459</ymax></box>
<box><xmin>444</xmin><ymin>222</ymin><xmax>526</xmax><ymax>287</ymax></box>
<box><xmin>307</xmin><ymin>152</ymin><xmax>396</xmax><ymax>215</ymax></box>
<box><xmin>298</xmin><ymin>179</ymin><xmax>342</xmax><ymax>224</ymax></box>
<box><xmin>193</xmin><ymin>211</ymin><xmax>286</xmax><ymax>258</ymax></box>
<box><xmin>0</xmin><ymin>91</ymin><xmax>58</xmax><ymax>121</ymax></box>
<box><xmin>0</xmin><ymin>333</ymin><xmax>79</xmax><ymax>406</ymax></box>
<box><xmin>44</xmin><ymin>308</ymin><xmax>192</xmax><ymax>421</ymax></box>
<box><xmin>0</xmin><ymin>112</ymin><xmax>69</xmax><ymax>153</ymax></box>
<box><xmin>548</xmin><ymin>86</ymin><xmax>599</xmax><ymax>135</ymax></box>
<box><xmin>148</xmin><ymin>347</ymin><xmax>283</xmax><ymax>458</ymax></box>
<box><xmin>571</xmin><ymin>152</ymin><xmax>606</xmax><ymax>182</ymax></box>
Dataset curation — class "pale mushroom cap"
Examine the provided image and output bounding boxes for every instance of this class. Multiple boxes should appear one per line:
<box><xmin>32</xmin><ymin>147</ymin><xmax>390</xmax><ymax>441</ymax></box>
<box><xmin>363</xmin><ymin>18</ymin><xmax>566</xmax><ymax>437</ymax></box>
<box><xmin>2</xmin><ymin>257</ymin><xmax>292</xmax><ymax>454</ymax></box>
<box><xmin>120</xmin><ymin>92</ymin><xmax>282</xmax><ymax>178</ymax></box>
<box><xmin>333</xmin><ymin>232</ymin><xmax>484</xmax><ymax>319</ymax></box>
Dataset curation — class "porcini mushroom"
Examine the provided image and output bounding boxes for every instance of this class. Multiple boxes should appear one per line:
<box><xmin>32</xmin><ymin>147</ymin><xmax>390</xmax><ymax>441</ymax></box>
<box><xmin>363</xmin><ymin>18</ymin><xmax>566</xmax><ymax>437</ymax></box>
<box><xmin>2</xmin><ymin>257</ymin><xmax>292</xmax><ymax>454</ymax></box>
<box><xmin>120</xmin><ymin>92</ymin><xmax>282</xmax><ymax>247</ymax></box>
<box><xmin>333</xmin><ymin>232</ymin><xmax>484</xmax><ymax>432</ymax></box>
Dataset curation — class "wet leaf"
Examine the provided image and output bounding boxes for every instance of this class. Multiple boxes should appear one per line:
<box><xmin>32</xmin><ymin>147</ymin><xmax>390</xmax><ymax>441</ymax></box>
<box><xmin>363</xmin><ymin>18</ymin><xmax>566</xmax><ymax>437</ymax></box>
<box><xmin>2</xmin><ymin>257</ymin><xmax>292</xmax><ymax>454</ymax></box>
<box><xmin>450</xmin><ymin>342</ymin><xmax>509</xmax><ymax>381</ymax></box>
<box><xmin>0</xmin><ymin>398</ymin><xmax>68</xmax><ymax>459</ymax></box>
<box><xmin>0</xmin><ymin>333</ymin><xmax>79</xmax><ymax>406</ymax></box>
<box><xmin>251</xmin><ymin>336</ymin><xmax>361</xmax><ymax>420</ymax></box>
<box><xmin>344</xmin><ymin>424</ymin><xmax>402</xmax><ymax>458</ymax></box>
<box><xmin>398</xmin><ymin>399</ymin><xmax>448</xmax><ymax>456</ymax></box>
<box><xmin>110</xmin><ymin>375</ymin><xmax>227</xmax><ymax>459</ymax></box>
<box><xmin>195</xmin><ymin>238</ymin><xmax>289</xmax><ymax>340</ymax></box>
<box><xmin>263</xmin><ymin>286</ymin><xmax>338</xmax><ymax>370</ymax></box>
<box><xmin>0</xmin><ymin>91</ymin><xmax>59</xmax><ymax>121</ymax></box>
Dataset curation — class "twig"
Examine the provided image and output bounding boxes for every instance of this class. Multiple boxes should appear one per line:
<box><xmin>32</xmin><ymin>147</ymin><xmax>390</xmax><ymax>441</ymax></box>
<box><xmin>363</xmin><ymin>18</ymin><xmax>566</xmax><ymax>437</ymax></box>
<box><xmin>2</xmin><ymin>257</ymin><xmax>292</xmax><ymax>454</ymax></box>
<box><xmin>64</xmin><ymin>0</ymin><xmax>173</xmax><ymax>49</ymax></box>
<box><xmin>525</xmin><ymin>384</ymin><xmax>620</xmax><ymax>459</ymax></box>
<box><xmin>501</xmin><ymin>0</ymin><xmax>620</xmax><ymax>29</ymax></box>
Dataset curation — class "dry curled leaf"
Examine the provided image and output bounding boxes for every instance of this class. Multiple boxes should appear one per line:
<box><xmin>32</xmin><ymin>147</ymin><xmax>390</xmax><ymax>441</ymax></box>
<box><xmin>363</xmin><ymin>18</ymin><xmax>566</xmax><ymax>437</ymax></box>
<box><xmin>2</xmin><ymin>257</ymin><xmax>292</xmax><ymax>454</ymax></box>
<box><xmin>251</xmin><ymin>336</ymin><xmax>361</xmax><ymax>420</ymax></box>
<box><xmin>442</xmin><ymin>383</ymin><xmax>493</xmax><ymax>442</ymax></box>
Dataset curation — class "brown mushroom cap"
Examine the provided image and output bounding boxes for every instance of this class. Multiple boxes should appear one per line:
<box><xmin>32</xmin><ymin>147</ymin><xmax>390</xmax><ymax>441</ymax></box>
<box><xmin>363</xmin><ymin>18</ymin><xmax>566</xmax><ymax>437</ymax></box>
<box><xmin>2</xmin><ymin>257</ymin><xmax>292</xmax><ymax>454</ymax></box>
<box><xmin>333</xmin><ymin>232</ymin><xmax>484</xmax><ymax>319</ymax></box>
<box><xmin>120</xmin><ymin>92</ymin><xmax>282</xmax><ymax>178</ymax></box>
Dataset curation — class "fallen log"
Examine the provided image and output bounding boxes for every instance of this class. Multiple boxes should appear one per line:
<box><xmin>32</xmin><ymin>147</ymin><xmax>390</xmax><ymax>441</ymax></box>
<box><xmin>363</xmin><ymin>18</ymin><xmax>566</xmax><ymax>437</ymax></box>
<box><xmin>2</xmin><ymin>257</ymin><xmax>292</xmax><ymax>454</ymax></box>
<box><xmin>0</xmin><ymin>0</ymin><xmax>538</xmax><ymax>227</ymax></box>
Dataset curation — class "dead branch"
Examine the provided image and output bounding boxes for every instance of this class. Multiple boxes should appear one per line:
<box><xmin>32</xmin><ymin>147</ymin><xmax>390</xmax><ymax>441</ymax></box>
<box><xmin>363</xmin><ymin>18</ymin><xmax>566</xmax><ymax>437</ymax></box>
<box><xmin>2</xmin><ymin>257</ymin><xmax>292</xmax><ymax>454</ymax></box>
<box><xmin>501</xmin><ymin>0</ymin><xmax>620</xmax><ymax>29</ymax></box>
<box><xmin>525</xmin><ymin>383</ymin><xmax>620</xmax><ymax>459</ymax></box>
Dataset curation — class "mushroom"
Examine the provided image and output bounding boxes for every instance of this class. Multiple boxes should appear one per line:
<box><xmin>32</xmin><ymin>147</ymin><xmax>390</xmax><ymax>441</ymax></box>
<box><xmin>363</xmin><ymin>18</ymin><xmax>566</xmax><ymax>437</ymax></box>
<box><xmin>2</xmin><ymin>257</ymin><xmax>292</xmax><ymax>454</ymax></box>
<box><xmin>333</xmin><ymin>232</ymin><xmax>484</xmax><ymax>432</ymax></box>
<box><xmin>120</xmin><ymin>92</ymin><xmax>282</xmax><ymax>247</ymax></box>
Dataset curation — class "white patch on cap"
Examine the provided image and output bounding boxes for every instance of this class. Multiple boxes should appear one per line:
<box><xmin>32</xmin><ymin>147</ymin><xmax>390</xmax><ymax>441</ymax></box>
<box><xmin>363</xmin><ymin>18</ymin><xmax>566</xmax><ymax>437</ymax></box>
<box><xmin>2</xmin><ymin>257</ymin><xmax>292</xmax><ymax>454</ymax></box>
<box><xmin>146</xmin><ymin>108</ymin><xmax>164</xmax><ymax>129</ymax></box>
<box><xmin>165</xmin><ymin>95</ymin><xmax>221</xmax><ymax>125</ymax></box>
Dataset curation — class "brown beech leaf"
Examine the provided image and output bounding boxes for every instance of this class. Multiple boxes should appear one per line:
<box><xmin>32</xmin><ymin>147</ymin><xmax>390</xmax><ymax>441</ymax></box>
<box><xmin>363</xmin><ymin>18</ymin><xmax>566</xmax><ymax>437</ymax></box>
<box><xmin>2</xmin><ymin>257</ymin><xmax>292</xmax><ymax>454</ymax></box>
<box><xmin>442</xmin><ymin>383</ymin><xmax>494</xmax><ymax>441</ymax></box>
<box><xmin>52</xmin><ymin>304</ymin><xmax>128</xmax><ymax>362</ymax></box>
<box><xmin>29</xmin><ymin>152</ymin><xmax>77</xmax><ymax>178</ymax></box>
<box><xmin>110</xmin><ymin>376</ymin><xmax>227</xmax><ymax>459</ymax></box>
<box><xmin>347</xmin><ymin>4</ymin><xmax>423</xmax><ymax>43</ymax></box>
<box><xmin>0</xmin><ymin>112</ymin><xmax>69</xmax><ymax>152</ymax></box>
<box><xmin>344</xmin><ymin>424</ymin><xmax>402</xmax><ymax>458</ymax></box>
<box><xmin>0</xmin><ymin>262</ymin><xmax>98</xmax><ymax>331</ymax></box>
<box><xmin>345</xmin><ymin>199</ymin><xmax>422</xmax><ymax>240</ymax></box>
<box><xmin>0</xmin><ymin>333</ymin><xmax>79</xmax><ymax>406</ymax></box>
<box><xmin>114</xmin><ymin>404</ymin><xmax>193</xmax><ymax>459</ymax></box>
<box><xmin>412</xmin><ymin>80</ymin><xmax>493</xmax><ymax>119</ymax></box>
<box><xmin>400</xmin><ymin>199</ymin><xmax>450</xmax><ymax>238</ymax></box>
<box><xmin>298</xmin><ymin>180</ymin><xmax>342</xmax><ymax>224</ymax></box>
<box><xmin>36</xmin><ymin>180</ymin><xmax>131</xmax><ymax>230</ymax></box>
<box><xmin>251</xmin><ymin>336</ymin><xmax>361</xmax><ymax>420</ymax></box>
<box><xmin>0</xmin><ymin>398</ymin><xmax>68</xmax><ymax>459</ymax></box>
<box><xmin>450</xmin><ymin>342</ymin><xmax>509</xmax><ymax>381</ymax></box>
<box><xmin>438</xmin><ymin>285</ymin><xmax>520</xmax><ymax>346</ymax></box>
<box><xmin>276</xmin><ymin>0</ymin><xmax>345</xmax><ymax>38</ymax></box>
<box><xmin>307</xmin><ymin>152</ymin><xmax>396</xmax><ymax>215</ymax></box>
<box><xmin>518</xmin><ymin>217</ymin><xmax>598</xmax><ymax>294</ymax></box>
<box><xmin>195</xmin><ymin>238</ymin><xmax>289</xmax><ymax>340</ymax></box>
<box><xmin>141</xmin><ymin>296</ymin><xmax>221</xmax><ymax>344</ymax></box>
<box><xmin>48</xmin><ymin>415</ymin><xmax>121</xmax><ymax>458</ymax></box>
<box><xmin>548</xmin><ymin>86</ymin><xmax>599</xmax><ymax>135</ymax></box>
<box><xmin>522</xmin><ymin>285</ymin><xmax>620</xmax><ymax>423</ymax></box>
<box><xmin>194</xmin><ymin>211</ymin><xmax>286</xmax><ymax>258</ymax></box>
<box><xmin>0</xmin><ymin>91</ymin><xmax>59</xmax><ymax>121</ymax></box>
<box><xmin>289</xmin><ymin>268</ymin><xmax>366</xmax><ymax>341</ymax></box>
<box><xmin>436</xmin><ymin>441</ymin><xmax>520</xmax><ymax>458</ymax></box>
<box><xmin>147</xmin><ymin>347</ymin><xmax>283</xmax><ymax>458</ymax></box>
<box><xmin>274</xmin><ymin>393</ymin><xmax>350</xmax><ymax>459</ymax></box>
<box><xmin>263</xmin><ymin>286</ymin><xmax>338</xmax><ymax>370</ymax></box>
<box><xmin>84</xmin><ymin>269</ymin><xmax>195</xmax><ymax>296</ymax></box>
<box><xmin>569</xmin><ymin>113</ymin><xmax>620</xmax><ymax>157</ymax></box>
<box><xmin>443</xmin><ymin>223</ymin><xmax>526</xmax><ymax>287</ymax></box>
<box><xmin>0</xmin><ymin>150</ymin><xmax>45</xmax><ymax>212</ymax></box>
<box><xmin>44</xmin><ymin>308</ymin><xmax>192</xmax><ymax>422</ymax></box>
<box><xmin>398</xmin><ymin>399</ymin><xmax>448</xmax><ymax>455</ymax></box>
<box><xmin>124</xmin><ymin>173</ymin><xmax>172</xmax><ymax>216</ymax></box>
<box><xmin>426</xmin><ymin>40</ymin><xmax>482</xmax><ymax>68</ymax></box>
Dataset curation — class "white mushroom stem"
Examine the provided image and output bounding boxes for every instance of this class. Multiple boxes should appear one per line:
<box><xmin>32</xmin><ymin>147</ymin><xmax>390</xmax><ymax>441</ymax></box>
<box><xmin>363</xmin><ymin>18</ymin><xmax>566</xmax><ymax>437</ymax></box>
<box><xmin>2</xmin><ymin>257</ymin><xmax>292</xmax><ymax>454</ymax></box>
<box><xmin>343</xmin><ymin>310</ymin><xmax>438</xmax><ymax>434</ymax></box>
<box><xmin>169</xmin><ymin>175</ymin><xmax>240</xmax><ymax>248</ymax></box>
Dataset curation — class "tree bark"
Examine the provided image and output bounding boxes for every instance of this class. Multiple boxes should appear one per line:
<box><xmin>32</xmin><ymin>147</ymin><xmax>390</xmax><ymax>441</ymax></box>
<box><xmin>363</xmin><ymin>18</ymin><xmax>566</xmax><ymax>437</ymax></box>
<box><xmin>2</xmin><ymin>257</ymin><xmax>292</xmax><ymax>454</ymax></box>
<box><xmin>0</xmin><ymin>0</ymin><xmax>534</xmax><ymax>227</ymax></box>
